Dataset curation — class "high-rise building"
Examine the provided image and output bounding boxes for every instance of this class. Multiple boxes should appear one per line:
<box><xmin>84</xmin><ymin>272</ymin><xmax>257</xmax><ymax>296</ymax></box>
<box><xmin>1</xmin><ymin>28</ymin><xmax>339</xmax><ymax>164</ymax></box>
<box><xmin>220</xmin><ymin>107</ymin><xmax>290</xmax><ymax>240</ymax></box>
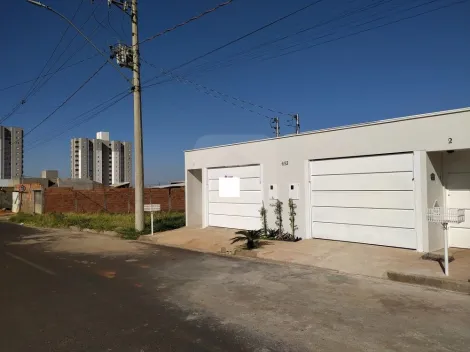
<box><xmin>70</xmin><ymin>132</ymin><xmax>131</xmax><ymax>185</ymax></box>
<box><xmin>0</xmin><ymin>126</ymin><xmax>23</xmax><ymax>179</ymax></box>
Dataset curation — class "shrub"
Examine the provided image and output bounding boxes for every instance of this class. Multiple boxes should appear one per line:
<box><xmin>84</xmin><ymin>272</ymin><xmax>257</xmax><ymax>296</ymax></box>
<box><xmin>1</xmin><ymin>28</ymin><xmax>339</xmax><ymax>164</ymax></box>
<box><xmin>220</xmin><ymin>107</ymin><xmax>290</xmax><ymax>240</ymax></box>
<box><xmin>271</xmin><ymin>199</ymin><xmax>283</xmax><ymax>235</ymax></box>
<box><xmin>259</xmin><ymin>202</ymin><xmax>268</xmax><ymax>237</ymax></box>
<box><xmin>153</xmin><ymin>215</ymin><xmax>185</xmax><ymax>232</ymax></box>
<box><xmin>288</xmin><ymin>198</ymin><xmax>298</xmax><ymax>239</ymax></box>
<box><xmin>231</xmin><ymin>229</ymin><xmax>262</xmax><ymax>250</ymax></box>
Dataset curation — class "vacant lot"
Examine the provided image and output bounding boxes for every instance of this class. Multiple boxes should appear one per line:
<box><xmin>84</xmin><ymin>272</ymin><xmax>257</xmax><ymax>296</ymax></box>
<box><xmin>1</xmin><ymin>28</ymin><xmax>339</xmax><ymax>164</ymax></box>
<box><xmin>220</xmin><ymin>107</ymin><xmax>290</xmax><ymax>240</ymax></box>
<box><xmin>9</xmin><ymin>212</ymin><xmax>185</xmax><ymax>239</ymax></box>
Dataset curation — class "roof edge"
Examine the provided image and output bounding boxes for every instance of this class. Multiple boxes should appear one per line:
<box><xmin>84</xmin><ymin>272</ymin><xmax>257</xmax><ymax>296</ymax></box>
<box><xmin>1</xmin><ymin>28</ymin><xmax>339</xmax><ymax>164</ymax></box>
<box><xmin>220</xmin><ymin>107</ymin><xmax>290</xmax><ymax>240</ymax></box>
<box><xmin>185</xmin><ymin>106</ymin><xmax>470</xmax><ymax>153</ymax></box>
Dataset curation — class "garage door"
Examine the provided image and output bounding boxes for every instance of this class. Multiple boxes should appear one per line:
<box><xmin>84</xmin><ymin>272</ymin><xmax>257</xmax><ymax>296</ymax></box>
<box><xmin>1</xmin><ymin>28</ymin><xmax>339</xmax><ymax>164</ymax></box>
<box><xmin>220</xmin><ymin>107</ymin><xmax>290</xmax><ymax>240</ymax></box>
<box><xmin>310</xmin><ymin>153</ymin><xmax>417</xmax><ymax>249</ymax></box>
<box><xmin>207</xmin><ymin>165</ymin><xmax>261</xmax><ymax>230</ymax></box>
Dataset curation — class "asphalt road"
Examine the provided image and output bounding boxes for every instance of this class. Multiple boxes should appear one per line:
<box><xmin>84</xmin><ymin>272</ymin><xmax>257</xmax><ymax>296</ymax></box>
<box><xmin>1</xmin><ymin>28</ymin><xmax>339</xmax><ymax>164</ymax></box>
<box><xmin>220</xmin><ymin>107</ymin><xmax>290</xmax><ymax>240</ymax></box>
<box><xmin>2</xmin><ymin>221</ymin><xmax>470</xmax><ymax>351</ymax></box>
<box><xmin>0</xmin><ymin>222</ymin><xmax>277</xmax><ymax>351</ymax></box>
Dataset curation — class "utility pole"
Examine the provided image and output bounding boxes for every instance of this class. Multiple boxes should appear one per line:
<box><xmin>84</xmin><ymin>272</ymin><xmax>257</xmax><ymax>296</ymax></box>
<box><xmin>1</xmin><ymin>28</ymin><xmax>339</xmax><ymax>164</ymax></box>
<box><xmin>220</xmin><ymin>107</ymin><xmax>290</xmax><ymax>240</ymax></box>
<box><xmin>293</xmin><ymin>114</ymin><xmax>300</xmax><ymax>134</ymax></box>
<box><xmin>106</xmin><ymin>0</ymin><xmax>144</xmax><ymax>231</ymax></box>
<box><xmin>29</xmin><ymin>0</ymin><xmax>144</xmax><ymax>231</ymax></box>
<box><xmin>271</xmin><ymin>117</ymin><xmax>280</xmax><ymax>137</ymax></box>
<box><xmin>131</xmin><ymin>0</ymin><xmax>144</xmax><ymax>231</ymax></box>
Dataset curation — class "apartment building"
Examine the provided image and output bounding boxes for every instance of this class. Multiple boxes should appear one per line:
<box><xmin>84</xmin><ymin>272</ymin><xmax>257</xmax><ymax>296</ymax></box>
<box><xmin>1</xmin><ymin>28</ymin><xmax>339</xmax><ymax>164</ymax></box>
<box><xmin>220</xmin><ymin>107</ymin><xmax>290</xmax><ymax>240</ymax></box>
<box><xmin>0</xmin><ymin>126</ymin><xmax>23</xmax><ymax>179</ymax></box>
<box><xmin>71</xmin><ymin>132</ymin><xmax>131</xmax><ymax>185</ymax></box>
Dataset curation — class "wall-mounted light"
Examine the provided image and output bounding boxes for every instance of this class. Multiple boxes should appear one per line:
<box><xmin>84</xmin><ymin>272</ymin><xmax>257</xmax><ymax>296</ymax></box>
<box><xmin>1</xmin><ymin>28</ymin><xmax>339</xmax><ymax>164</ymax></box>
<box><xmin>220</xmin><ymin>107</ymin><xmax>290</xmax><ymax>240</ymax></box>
<box><xmin>430</xmin><ymin>173</ymin><xmax>436</xmax><ymax>181</ymax></box>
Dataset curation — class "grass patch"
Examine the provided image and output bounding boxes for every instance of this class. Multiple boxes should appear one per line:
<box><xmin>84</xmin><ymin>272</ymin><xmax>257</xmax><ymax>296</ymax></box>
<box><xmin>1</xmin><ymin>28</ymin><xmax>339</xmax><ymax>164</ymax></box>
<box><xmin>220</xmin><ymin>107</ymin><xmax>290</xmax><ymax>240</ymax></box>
<box><xmin>9</xmin><ymin>212</ymin><xmax>185</xmax><ymax>239</ymax></box>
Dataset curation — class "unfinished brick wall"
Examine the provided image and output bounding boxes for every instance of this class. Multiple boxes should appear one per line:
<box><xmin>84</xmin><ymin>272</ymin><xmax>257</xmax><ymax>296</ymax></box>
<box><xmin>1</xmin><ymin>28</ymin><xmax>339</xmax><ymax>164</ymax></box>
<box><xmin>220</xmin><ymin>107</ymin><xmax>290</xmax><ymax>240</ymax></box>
<box><xmin>44</xmin><ymin>187</ymin><xmax>185</xmax><ymax>214</ymax></box>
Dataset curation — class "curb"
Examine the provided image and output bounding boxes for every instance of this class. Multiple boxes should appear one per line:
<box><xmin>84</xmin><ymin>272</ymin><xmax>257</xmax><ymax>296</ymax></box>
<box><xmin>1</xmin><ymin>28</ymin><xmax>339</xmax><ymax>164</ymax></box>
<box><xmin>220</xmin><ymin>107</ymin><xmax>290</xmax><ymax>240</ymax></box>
<box><xmin>138</xmin><ymin>238</ymin><xmax>470</xmax><ymax>294</ymax></box>
<box><xmin>387</xmin><ymin>271</ymin><xmax>470</xmax><ymax>294</ymax></box>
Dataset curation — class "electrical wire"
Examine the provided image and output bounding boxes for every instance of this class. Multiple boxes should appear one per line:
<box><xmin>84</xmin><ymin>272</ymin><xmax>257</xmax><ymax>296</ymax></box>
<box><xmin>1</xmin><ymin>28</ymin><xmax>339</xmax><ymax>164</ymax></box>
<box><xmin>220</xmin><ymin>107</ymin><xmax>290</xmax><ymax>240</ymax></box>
<box><xmin>23</xmin><ymin>61</ymin><xmax>108</xmax><ymax>139</ymax></box>
<box><xmin>138</xmin><ymin>0</ymin><xmax>235</xmax><ymax>45</ymax></box>
<box><xmin>141</xmin><ymin>58</ymin><xmax>283</xmax><ymax>119</ymax></box>
<box><xmin>257</xmin><ymin>0</ymin><xmax>468</xmax><ymax>63</ymax></box>
<box><xmin>29</xmin><ymin>0</ymin><xmax>131</xmax><ymax>84</ymax></box>
<box><xmin>28</xmin><ymin>8</ymin><xmax>103</xmax><ymax>100</ymax></box>
<box><xmin>107</xmin><ymin>8</ymin><xmax>123</xmax><ymax>40</ymax></box>
<box><xmin>120</xmin><ymin>8</ymin><xmax>127</xmax><ymax>39</ymax></box>
<box><xmin>25</xmin><ymin>91</ymin><xmax>131</xmax><ymax>150</ymax></box>
<box><xmin>0</xmin><ymin>8</ymin><xmax>106</xmax><ymax>124</ymax></box>
<box><xmin>184</xmin><ymin>0</ymin><xmax>396</xmax><ymax>76</ymax></box>
<box><xmin>142</xmin><ymin>58</ymin><xmax>292</xmax><ymax>117</ymax></box>
<box><xmin>0</xmin><ymin>54</ymin><xmax>99</xmax><ymax>93</ymax></box>
<box><xmin>179</xmin><ymin>0</ymin><xmax>464</xmax><ymax>78</ymax></box>
<box><xmin>0</xmin><ymin>0</ymin><xmax>85</xmax><ymax>124</ymax></box>
<box><xmin>25</xmin><ymin>0</ymin><xmax>85</xmax><ymax>99</ymax></box>
<box><xmin>141</xmin><ymin>0</ymin><xmax>325</xmax><ymax>87</ymax></box>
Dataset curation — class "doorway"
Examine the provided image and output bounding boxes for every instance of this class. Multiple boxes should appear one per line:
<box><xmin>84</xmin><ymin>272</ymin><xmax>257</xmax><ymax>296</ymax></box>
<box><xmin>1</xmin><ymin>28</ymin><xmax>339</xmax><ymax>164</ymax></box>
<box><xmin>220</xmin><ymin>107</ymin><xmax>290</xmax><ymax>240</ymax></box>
<box><xmin>187</xmin><ymin>169</ymin><xmax>203</xmax><ymax>227</ymax></box>
<box><xmin>444</xmin><ymin>150</ymin><xmax>470</xmax><ymax>248</ymax></box>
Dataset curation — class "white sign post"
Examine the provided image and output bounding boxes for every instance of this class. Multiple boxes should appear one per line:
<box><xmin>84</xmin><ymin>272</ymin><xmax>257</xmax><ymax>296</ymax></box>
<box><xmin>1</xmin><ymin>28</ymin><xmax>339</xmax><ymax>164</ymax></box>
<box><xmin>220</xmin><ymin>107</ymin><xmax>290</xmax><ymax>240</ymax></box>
<box><xmin>144</xmin><ymin>204</ymin><xmax>161</xmax><ymax>235</ymax></box>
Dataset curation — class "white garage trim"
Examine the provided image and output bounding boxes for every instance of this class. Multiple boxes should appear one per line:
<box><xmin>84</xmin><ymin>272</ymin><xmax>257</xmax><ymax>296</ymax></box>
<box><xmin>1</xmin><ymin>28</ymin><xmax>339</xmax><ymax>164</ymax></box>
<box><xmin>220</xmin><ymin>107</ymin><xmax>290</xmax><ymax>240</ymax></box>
<box><xmin>207</xmin><ymin>164</ymin><xmax>262</xmax><ymax>230</ymax></box>
<box><xmin>310</xmin><ymin>153</ymin><xmax>417</xmax><ymax>249</ymax></box>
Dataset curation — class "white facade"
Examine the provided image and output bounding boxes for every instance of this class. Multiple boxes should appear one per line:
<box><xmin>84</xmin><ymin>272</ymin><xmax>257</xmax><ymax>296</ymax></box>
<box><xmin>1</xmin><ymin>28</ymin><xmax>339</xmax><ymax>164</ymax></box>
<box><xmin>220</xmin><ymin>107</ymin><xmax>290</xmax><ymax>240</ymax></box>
<box><xmin>96</xmin><ymin>131</ymin><xmax>110</xmax><ymax>141</ymax></box>
<box><xmin>185</xmin><ymin>107</ymin><xmax>470</xmax><ymax>253</ymax></box>
<box><xmin>71</xmin><ymin>132</ymin><xmax>131</xmax><ymax>185</ymax></box>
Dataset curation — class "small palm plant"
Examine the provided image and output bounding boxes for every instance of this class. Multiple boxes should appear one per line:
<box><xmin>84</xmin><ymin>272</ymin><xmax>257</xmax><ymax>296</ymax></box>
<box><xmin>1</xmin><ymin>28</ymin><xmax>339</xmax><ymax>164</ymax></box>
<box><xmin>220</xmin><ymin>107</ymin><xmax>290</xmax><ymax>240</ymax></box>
<box><xmin>231</xmin><ymin>229</ymin><xmax>262</xmax><ymax>249</ymax></box>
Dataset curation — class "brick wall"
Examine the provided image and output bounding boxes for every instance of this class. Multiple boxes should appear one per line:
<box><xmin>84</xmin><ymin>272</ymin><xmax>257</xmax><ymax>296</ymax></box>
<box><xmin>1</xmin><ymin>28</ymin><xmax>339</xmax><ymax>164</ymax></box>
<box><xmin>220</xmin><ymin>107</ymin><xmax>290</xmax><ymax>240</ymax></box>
<box><xmin>44</xmin><ymin>187</ymin><xmax>185</xmax><ymax>213</ymax></box>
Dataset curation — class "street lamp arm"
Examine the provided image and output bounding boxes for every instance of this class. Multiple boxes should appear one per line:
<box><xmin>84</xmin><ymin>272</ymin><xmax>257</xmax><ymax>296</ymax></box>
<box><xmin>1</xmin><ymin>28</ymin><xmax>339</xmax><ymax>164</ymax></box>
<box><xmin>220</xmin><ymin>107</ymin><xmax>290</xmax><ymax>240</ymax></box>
<box><xmin>26</xmin><ymin>0</ymin><xmax>132</xmax><ymax>85</ymax></box>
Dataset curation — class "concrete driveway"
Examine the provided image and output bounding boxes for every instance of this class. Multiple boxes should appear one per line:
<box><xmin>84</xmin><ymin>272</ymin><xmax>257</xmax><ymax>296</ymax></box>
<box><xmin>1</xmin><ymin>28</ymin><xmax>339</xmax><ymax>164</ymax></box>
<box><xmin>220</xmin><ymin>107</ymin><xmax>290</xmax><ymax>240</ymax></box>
<box><xmin>2</xmin><ymin>222</ymin><xmax>470</xmax><ymax>351</ymax></box>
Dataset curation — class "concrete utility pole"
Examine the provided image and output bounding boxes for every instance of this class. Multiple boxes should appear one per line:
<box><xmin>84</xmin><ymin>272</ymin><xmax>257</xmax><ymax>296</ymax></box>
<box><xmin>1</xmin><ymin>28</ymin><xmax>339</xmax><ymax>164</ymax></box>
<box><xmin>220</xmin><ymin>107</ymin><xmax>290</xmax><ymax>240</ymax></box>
<box><xmin>131</xmin><ymin>0</ymin><xmax>145</xmax><ymax>231</ymax></box>
<box><xmin>94</xmin><ymin>0</ymin><xmax>145</xmax><ymax>231</ymax></box>
<box><xmin>293</xmin><ymin>114</ymin><xmax>300</xmax><ymax>134</ymax></box>
<box><xmin>103</xmin><ymin>0</ymin><xmax>145</xmax><ymax>231</ymax></box>
<box><xmin>29</xmin><ymin>0</ymin><xmax>145</xmax><ymax>231</ymax></box>
<box><xmin>271</xmin><ymin>117</ymin><xmax>280</xmax><ymax>137</ymax></box>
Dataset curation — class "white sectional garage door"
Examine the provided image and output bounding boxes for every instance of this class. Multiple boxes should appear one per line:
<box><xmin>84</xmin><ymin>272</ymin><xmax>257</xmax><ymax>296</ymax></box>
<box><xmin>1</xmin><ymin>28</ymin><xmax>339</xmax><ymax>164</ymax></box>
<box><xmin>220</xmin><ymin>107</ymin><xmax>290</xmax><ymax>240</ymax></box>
<box><xmin>310</xmin><ymin>153</ymin><xmax>417</xmax><ymax>249</ymax></box>
<box><xmin>207</xmin><ymin>165</ymin><xmax>261</xmax><ymax>230</ymax></box>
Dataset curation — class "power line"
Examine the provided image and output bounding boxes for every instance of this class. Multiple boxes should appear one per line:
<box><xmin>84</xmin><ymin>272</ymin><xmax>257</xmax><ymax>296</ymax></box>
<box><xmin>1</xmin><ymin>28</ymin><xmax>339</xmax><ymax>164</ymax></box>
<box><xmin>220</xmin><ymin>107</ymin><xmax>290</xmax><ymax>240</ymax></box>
<box><xmin>182</xmin><ymin>0</ymin><xmax>464</xmax><ymax>77</ymax></box>
<box><xmin>23</xmin><ymin>61</ymin><xmax>108</xmax><ymax>139</ymax></box>
<box><xmin>258</xmin><ymin>0</ymin><xmax>468</xmax><ymax>63</ymax></box>
<box><xmin>142</xmin><ymin>58</ymin><xmax>292</xmax><ymax>117</ymax></box>
<box><xmin>25</xmin><ymin>0</ymin><xmax>85</xmax><ymax>99</ymax></box>
<box><xmin>138</xmin><ymin>0</ymin><xmax>235</xmax><ymax>45</ymax></box>
<box><xmin>1</xmin><ymin>9</ymin><xmax>109</xmax><ymax>124</ymax></box>
<box><xmin>253</xmin><ymin>0</ymin><xmax>440</xmax><ymax>60</ymax></box>
<box><xmin>120</xmin><ymin>8</ymin><xmax>127</xmax><ymax>38</ymax></box>
<box><xmin>25</xmin><ymin>91</ymin><xmax>131</xmax><ymax>150</ymax></box>
<box><xmin>142</xmin><ymin>59</ymin><xmax>278</xmax><ymax>119</ymax></box>
<box><xmin>107</xmin><ymin>8</ymin><xmax>123</xmax><ymax>40</ymax></box>
<box><xmin>29</xmin><ymin>7</ymin><xmax>104</xmax><ymax>99</ymax></box>
<box><xmin>28</xmin><ymin>0</ymin><xmax>131</xmax><ymax>84</ymax></box>
<box><xmin>184</xmin><ymin>0</ymin><xmax>396</xmax><ymax>76</ymax></box>
<box><xmin>0</xmin><ymin>54</ymin><xmax>99</xmax><ymax>93</ymax></box>
<box><xmin>141</xmin><ymin>0</ymin><xmax>325</xmax><ymax>86</ymax></box>
<box><xmin>0</xmin><ymin>0</ymin><xmax>85</xmax><ymax>124</ymax></box>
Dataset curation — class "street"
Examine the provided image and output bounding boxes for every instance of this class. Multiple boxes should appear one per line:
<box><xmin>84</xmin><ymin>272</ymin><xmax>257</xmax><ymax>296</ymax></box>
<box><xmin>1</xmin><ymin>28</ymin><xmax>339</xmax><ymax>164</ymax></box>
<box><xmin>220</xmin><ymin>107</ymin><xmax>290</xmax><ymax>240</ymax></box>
<box><xmin>1</xmin><ymin>221</ymin><xmax>470</xmax><ymax>351</ymax></box>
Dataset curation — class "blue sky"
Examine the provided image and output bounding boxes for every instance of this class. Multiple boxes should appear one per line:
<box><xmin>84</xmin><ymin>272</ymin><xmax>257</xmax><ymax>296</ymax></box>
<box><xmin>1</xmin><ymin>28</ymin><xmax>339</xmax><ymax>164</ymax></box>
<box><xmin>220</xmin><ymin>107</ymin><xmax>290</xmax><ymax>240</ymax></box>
<box><xmin>1</xmin><ymin>0</ymin><xmax>469</xmax><ymax>184</ymax></box>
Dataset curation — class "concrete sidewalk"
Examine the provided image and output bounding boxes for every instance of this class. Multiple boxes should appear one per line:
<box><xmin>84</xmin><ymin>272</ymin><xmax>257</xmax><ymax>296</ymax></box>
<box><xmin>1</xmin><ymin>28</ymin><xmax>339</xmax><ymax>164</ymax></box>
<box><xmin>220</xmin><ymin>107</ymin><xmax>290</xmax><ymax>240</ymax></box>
<box><xmin>141</xmin><ymin>227</ymin><xmax>470</xmax><ymax>291</ymax></box>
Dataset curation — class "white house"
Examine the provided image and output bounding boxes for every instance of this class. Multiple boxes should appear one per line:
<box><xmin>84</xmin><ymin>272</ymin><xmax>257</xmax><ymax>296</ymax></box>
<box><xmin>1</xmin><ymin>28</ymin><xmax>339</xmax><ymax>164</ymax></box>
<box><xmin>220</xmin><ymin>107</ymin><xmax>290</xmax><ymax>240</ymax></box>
<box><xmin>185</xmin><ymin>107</ymin><xmax>470</xmax><ymax>253</ymax></box>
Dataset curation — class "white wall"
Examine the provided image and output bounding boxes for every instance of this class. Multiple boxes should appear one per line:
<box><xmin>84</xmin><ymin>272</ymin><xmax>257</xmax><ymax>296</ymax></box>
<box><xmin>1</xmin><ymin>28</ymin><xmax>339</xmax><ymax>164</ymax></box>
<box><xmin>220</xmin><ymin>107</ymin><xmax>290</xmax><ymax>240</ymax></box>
<box><xmin>426</xmin><ymin>152</ymin><xmax>445</xmax><ymax>251</ymax></box>
<box><xmin>186</xmin><ymin>169</ymin><xmax>203</xmax><ymax>227</ymax></box>
<box><xmin>185</xmin><ymin>108</ymin><xmax>470</xmax><ymax>246</ymax></box>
